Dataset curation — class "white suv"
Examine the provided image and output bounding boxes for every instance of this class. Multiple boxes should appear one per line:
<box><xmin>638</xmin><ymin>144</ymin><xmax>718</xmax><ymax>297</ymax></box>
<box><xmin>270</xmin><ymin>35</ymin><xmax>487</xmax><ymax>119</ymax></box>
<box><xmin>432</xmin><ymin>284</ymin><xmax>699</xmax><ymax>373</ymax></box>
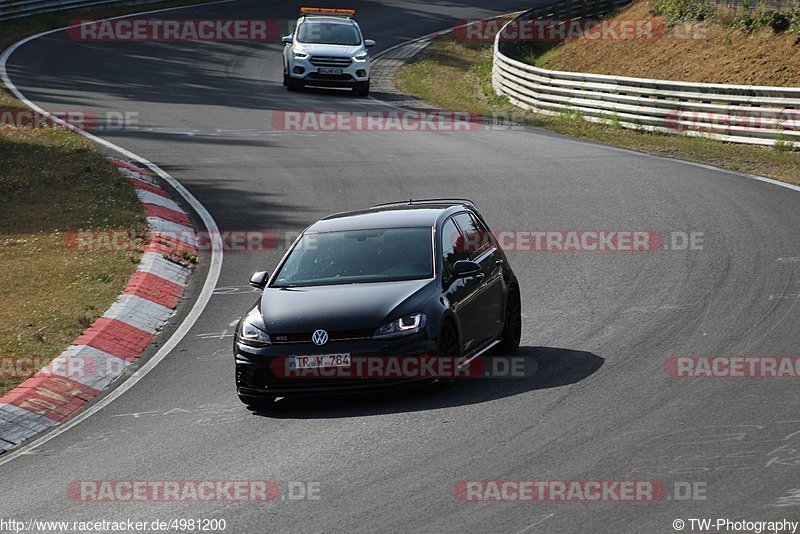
<box><xmin>282</xmin><ymin>8</ymin><xmax>375</xmax><ymax>97</ymax></box>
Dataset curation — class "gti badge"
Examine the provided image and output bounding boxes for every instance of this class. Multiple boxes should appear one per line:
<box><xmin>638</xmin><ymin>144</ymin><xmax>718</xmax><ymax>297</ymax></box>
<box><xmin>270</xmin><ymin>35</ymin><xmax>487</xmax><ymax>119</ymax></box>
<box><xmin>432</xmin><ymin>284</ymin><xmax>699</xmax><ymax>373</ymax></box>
<box><xmin>312</xmin><ymin>329</ymin><xmax>329</xmax><ymax>346</ymax></box>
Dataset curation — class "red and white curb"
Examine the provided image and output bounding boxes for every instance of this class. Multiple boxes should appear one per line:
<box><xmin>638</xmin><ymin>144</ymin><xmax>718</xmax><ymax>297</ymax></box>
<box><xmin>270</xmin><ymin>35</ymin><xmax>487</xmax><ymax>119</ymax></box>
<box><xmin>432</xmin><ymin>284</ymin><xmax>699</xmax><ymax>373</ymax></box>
<box><xmin>0</xmin><ymin>160</ymin><xmax>197</xmax><ymax>453</ymax></box>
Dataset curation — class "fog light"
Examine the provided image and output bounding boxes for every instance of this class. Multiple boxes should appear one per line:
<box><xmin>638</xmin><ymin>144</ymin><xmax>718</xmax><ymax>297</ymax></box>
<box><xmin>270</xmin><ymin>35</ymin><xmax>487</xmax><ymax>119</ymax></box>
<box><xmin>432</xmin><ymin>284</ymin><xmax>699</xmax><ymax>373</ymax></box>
<box><xmin>356</xmin><ymin>69</ymin><xmax>366</xmax><ymax>77</ymax></box>
<box><xmin>293</xmin><ymin>66</ymin><xmax>305</xmax><ymax>75</ymax></box>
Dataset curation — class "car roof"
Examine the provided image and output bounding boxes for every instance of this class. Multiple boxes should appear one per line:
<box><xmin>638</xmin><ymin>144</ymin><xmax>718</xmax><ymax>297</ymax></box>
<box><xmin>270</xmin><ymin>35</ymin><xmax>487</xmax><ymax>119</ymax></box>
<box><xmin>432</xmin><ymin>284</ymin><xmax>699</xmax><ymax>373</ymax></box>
<box><xmin>306</xmin><ymin>205</ymin><xmax>469</xmax><ymax>233</ymax></box>
<box><xmin>299</xmin><ymin>16</ymin><xmax>356</xmax><ymax>25</ymax></box>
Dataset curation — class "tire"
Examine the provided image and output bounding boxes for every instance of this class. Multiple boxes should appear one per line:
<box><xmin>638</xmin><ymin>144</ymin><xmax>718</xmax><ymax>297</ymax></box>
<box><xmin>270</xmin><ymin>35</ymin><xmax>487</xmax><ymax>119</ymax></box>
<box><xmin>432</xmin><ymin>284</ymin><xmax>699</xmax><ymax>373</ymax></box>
<box><xmin>500</xmin><ymin>285</ymin><xmax>522</xmax><ymax>353</ymax></box>
<box><xmin>287</xmin><ymin>77</ymin><xmax>302</xmax><ymax>92</ymax></box>
<box><xmin>434</xmin><ymin>320</ymin><xmax>460</xmax><ymax>389</ymax></box>
<box><xmin>282</xmin><ymin>71</ymin><xmax>288</xmax><ymax>87</ymax></box>
<box><xmin>437</xmin><ymin>320</ymin><xmax>460</xmax><ymax>358</ymax></box>
<box><xmin>353</xmin><ymin>81</ymin><xmax>370</xmax><ymax>97</ymax></box>
<box><xmin>238</xmin><ymin>394</ymin><xmax>276</xmax><ymax>408</ymax></box>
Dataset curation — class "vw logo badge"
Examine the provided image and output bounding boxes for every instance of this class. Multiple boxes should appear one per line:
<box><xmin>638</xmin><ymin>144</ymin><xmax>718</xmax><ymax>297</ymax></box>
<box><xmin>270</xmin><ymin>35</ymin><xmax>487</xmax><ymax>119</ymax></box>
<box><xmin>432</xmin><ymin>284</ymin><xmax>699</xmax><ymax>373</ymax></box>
<box><xmin>312</xmin><ymin>329</ymin><xmax>329</xmax><ymax>346</ymax></box>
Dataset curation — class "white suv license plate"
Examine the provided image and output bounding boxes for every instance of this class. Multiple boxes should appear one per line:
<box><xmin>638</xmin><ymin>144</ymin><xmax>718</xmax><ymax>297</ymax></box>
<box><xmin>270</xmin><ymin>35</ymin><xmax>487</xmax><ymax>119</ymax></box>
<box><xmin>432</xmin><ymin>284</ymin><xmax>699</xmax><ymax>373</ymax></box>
<box><xmin>290</xmin><ymin>353</ymin><xmax>351</xmax><ymax>370</ymax></box>
<box><xmin>318</xmin><ymin>68</ymin><xmax>343</xmax><ymax>75</ymax></box>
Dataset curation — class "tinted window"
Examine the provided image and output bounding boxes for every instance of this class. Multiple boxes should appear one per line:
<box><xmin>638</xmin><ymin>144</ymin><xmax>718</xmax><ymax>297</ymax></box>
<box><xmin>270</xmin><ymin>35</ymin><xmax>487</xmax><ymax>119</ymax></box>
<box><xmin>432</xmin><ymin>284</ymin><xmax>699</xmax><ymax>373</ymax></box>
<box><xmin>454</xmin><ymin>212</ymin><xmax>493</xmax><ymax>258</ymax></box>
<box><xmin>296</xmin><ymin>22</ymin><xmax>361</xmax><ymax>45</ymax></box>
<box><xmin>272</xmin><ymin>227</ymin><xmax>433</xmax><ymax>287</ymax></box>
<box><xmin>441</xmin><ymin>218</ymin><xmax>469</xmax><ymax>277</ymax></box>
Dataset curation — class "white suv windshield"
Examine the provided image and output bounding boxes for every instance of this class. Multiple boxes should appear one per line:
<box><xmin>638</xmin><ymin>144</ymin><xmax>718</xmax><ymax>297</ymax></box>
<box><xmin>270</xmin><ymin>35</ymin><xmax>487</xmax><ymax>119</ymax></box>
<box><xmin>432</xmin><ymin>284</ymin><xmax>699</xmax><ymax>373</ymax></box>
<box><xmin>273</xmin><ymin>227</ymin><xmax>433</xmax><ymax>287</ymax></box>
<box><xmin>296</xmin><ymin>22</ymin><xmax>361</xmax><ymax>45</ymax></box>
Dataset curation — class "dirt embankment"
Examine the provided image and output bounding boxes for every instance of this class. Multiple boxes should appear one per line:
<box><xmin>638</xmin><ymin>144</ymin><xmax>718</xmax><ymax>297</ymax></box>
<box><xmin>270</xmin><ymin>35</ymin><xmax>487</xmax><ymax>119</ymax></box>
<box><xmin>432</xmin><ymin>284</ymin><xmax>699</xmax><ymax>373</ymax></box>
<box><xmin>540</xmin><ymin>0</ymin><xmax>800</xmax><ymax>86</ymax></box>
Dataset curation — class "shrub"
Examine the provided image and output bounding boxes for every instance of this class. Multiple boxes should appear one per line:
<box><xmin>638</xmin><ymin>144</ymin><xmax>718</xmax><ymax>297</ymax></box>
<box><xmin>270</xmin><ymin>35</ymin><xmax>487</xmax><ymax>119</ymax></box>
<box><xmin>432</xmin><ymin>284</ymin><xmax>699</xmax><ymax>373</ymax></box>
<box><xmin>788</xmin><ymin>10</ymin><xmax>800</xmax><ymax>37</ymax></box>
<box><xmin>731</xmin><ymin>3</ymin><xmax>800</xmax><ymax>34</ymax></box>
<box><xmin>651</xmin><ymin>0</ymin><xmax>716</xmax><ymax>24</ymax></box>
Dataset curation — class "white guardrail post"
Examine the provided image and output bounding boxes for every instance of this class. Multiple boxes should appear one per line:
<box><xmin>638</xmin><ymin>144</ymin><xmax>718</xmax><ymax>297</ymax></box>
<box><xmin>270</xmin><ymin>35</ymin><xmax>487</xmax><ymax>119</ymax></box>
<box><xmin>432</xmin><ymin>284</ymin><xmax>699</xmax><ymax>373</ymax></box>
<box><xmin>492</xmin><ymin>7</ymin><xmax>800</xmax><ymax>147</ymax></box>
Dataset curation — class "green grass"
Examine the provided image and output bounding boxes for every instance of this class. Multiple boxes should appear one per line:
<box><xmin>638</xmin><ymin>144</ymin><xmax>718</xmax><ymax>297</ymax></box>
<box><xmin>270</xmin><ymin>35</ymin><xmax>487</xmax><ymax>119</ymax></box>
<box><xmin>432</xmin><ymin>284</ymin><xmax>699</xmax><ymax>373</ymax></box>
<box><xmin>396</xmin><ymin>35</ymin><xmax>800</xmax><ymax>186</ymax></box>
<box><xmin>0</xmin><ymin>128</ymin><xmax>148</xmax><ymax>396</ymax></box>
<box><xmin>0</xmin><ymin>0</ymin><xmax>217</xmax><ymax>395</ymax></box>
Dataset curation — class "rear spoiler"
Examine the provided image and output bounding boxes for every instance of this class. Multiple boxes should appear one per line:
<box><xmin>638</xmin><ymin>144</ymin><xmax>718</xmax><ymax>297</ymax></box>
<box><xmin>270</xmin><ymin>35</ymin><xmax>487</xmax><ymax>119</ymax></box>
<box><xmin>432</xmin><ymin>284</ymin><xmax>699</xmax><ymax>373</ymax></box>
<box><xmin>370</xmin><ymin>198</ymin><xmax>477</xmax><ymax>210</ymax></box>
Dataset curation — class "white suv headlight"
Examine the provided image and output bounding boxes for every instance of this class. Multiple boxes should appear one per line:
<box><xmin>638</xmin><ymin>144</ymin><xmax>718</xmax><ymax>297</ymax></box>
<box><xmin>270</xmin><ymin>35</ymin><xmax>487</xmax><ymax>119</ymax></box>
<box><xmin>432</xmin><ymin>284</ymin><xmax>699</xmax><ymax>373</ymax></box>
<box><xmin>294</xmin><ymin>51</ymin><xmax>310</xmax><ymax>60</ymax></box>
<box><xmin>373</xmin><ymin>313</ymin><xmax>427</xmax><ymax>339</ymax></box>
<box><xmin>353</xmin><ymin>53</ymin><xmax>367</xmax><ymax>62</ymax></box>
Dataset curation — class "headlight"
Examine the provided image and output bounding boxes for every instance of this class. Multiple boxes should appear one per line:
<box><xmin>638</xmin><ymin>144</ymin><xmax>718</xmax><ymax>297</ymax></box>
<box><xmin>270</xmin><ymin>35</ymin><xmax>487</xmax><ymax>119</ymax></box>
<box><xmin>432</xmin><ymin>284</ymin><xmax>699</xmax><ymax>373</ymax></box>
<box><xmin>239</xmin><ymin>309</ymin><xmax>271</xmax><ymax>347</ymax></box>
<box><xmin>373</xmin><ymin>313</ymin><xmax>427</xmax><ymax>339</ymax></box>
<box><xmin>294</xmin><ymin>51</ymin><xmax>310</xmax><ymax>60</ymax></box>
<box><xmin>353</xmin><ymin>53</ymin><xmax>367</xmax><ymax>61</ymax></box>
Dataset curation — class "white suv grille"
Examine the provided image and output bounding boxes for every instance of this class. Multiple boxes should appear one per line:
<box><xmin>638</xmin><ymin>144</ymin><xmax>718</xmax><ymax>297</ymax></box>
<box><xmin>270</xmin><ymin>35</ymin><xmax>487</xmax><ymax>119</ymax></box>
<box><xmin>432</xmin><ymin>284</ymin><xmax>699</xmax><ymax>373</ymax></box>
<box><xmin>309</xmin><ymin>56</ymin><xmax>353</xmax><ymax>67</ymax></box>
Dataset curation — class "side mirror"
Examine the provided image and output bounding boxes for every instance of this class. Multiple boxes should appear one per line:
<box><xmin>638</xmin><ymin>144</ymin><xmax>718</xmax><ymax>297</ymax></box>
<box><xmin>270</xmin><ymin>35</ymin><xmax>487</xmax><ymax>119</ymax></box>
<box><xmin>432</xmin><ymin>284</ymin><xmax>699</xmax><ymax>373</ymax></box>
<box><xmin>452</xmin><ymin>260</ymin><xmax>481</xmax><ymax>279</ymax></box>
<box><xmin>364</xmin><ymin>39</ymin><xmax>375</xmax><ymax>47</ymax></box>
<box><xmin>249</xmin><ymin>271</ymin><xmax>269</xmax><ymax>289</ymax></box>
<box><xmin>282</xmin><ymin>35</ymin><xmax>293</xmax><ymax>44</ymax></box>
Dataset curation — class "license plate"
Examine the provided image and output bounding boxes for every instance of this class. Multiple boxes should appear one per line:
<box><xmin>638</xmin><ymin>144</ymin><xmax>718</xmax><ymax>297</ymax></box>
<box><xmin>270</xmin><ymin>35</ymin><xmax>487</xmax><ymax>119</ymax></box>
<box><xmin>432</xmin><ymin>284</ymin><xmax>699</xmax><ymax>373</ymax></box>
<box><xmin>318</xmin><ymin>68</ymin><xmax>343</xmax><ymax>75</ymax></box>
<box><xmin>290</xmin><ymin>353</ymin><xmax>351</xmax><ymax>369</ymax></box>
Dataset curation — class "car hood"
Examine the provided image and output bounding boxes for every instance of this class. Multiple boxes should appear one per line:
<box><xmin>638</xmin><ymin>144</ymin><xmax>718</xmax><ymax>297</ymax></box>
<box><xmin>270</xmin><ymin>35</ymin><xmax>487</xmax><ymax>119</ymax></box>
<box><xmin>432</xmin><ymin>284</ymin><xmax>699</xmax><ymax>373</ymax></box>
<box><xmin>295</xmin><ymin>43</ymin><xmax>363</xmax><ymax>57</ymax></box>
<box><xmin>259</xmin><ymin>279</ymin><xmax>435</xmax><ymax>333</ymax></box>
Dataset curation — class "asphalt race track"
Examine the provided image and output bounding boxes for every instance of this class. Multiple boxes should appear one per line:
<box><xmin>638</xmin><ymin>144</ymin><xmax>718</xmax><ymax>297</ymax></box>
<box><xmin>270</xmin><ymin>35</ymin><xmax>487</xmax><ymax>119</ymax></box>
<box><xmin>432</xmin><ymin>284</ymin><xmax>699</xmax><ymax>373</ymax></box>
<box><xmin>2</xmin><ymin>1</ymin><xmax>800</xmax><ymax>532</ymax></box>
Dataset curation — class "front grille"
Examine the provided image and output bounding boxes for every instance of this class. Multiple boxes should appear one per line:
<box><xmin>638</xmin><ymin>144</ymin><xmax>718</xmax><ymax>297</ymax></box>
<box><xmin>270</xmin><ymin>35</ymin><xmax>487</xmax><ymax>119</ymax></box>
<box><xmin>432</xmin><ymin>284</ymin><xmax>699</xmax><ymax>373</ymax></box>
<box><xmin>271</xmin><ymin>328</ymin><xmax>373</xmax><ymax>344</ymax></box>
<box><xmin>309</xmin><ymin>55</ymin><xmax>352</xmax><ymax>67</ymax></box>
<box><xmin>306</xmin><ymin>73</ymin><xmax>354</xmax><ymax>82</ymax></box>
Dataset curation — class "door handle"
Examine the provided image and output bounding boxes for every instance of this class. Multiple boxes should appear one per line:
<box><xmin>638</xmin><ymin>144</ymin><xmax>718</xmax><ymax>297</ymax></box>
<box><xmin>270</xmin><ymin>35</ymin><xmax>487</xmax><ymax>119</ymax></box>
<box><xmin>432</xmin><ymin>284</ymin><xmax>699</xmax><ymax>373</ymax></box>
<box><xmin>475</xmin><ymin>273</ymin><xmax>485</xmax><ymax>281</ymax></box>
<box><xmin>495</xmin><ymin>259</ymin><xmax>504</xmax><ymax>266</ymax></box>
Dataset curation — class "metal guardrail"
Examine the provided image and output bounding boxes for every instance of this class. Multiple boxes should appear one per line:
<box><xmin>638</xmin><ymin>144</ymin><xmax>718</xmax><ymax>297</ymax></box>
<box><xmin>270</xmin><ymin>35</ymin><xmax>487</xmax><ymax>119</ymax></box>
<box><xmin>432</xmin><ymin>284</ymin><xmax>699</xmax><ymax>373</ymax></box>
<box><xmin>492</xmin><ymin>3</ymin><xmax>800</xmax><ymax>147</ymax></box>
<box><xmin>521</xmin><ymin>0</ymin><xmax>628</xmax><ymax>24</ymax></box>
<box><xmin>0</xmin><ymin>0</ymin><xmax>162</xmax><ymax>21</ymax></box>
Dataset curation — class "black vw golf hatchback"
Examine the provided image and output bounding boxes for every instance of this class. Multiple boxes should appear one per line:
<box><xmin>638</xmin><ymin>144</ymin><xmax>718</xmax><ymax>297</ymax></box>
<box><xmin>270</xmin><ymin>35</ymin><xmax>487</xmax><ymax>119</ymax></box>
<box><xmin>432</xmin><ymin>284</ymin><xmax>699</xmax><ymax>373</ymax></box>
<box><xmin>234</xmin><ymin>199</ymin><xmax>521</xmax><ymax>406</ymax></box>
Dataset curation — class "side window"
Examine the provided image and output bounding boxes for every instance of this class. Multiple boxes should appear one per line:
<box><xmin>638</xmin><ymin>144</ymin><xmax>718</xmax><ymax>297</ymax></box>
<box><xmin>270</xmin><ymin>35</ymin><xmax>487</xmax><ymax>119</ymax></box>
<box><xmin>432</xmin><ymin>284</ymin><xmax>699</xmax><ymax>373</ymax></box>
<box><xmin>441</xmin><ymin>218</ymin><xmax>469</xmax><ymax>277</ymax></box>
<box><xmin>453</xmin><ymin>212</ymin><xmax>493</xmax><ymax>258</ymax></box>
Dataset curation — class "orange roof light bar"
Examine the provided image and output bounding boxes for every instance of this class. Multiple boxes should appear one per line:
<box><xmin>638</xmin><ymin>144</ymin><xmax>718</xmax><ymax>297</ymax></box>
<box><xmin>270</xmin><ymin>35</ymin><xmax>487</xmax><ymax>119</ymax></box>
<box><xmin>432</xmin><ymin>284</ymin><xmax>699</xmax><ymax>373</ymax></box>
<box><xmin>300</xmin><ymin>7</ymin><xmax>356</xmax><ymax>16</ymax></box>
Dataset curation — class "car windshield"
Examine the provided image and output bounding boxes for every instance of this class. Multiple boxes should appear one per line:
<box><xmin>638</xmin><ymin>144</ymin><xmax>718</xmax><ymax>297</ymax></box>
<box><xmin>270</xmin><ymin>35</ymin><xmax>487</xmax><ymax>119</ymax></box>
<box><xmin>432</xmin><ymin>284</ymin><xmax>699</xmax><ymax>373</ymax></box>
<box><xmin>296</xmin><ymin>21</ymin><xmax>361</xmax><ymax>45</ymax></box>
<box><xmin>272</xmin><ymin>227</ymin><xmax>433</xmax><ymax>287</ymax></box>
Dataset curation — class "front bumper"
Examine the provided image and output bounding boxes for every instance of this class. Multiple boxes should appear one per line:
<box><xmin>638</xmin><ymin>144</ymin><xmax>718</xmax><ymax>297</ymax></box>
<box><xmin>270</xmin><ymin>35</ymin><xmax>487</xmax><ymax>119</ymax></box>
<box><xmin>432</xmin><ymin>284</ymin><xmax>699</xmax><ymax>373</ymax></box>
<box><xmin>288</xmin><ymin>58</ymin><xmax>370</xmax><ymax>87</ymax></box>
<box><xmin>235</xmin><ymin>335</ymin><xmax>437</xmax><ymax>398</ymax></box>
